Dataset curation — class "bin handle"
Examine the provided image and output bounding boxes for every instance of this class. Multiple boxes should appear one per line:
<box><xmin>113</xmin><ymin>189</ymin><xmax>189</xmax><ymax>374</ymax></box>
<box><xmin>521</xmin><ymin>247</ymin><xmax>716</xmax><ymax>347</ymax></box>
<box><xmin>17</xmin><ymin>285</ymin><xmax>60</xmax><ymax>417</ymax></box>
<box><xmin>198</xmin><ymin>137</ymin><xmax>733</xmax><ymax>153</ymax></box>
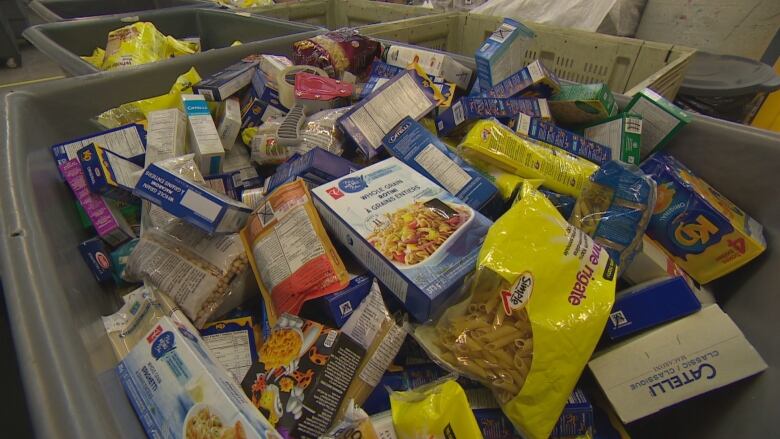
<box><xmin>758</xmin><ymin>75</ymin><xmax>780</xmax><ymax>93</ymax></box>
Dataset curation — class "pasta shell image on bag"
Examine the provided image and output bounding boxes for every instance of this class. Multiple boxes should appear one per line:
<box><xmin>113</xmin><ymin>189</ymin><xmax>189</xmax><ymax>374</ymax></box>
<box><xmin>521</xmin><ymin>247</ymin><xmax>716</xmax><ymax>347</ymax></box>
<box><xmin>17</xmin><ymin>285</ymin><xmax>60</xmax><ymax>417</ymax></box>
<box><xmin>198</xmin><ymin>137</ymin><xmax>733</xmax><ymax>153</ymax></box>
<box><xmin>415</xmin><ymin>182</ymin><xmax>616</xmax><ymax>439</ymax></box>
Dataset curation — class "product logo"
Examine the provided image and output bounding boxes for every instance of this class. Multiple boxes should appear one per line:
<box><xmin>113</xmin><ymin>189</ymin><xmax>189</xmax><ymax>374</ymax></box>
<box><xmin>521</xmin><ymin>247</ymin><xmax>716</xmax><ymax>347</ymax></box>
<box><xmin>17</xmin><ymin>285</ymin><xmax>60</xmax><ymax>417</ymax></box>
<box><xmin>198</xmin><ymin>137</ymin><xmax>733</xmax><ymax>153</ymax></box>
<box><xmin>80</xmin><ymin>150</ymin><xmax>92</xmax><ymax>161</ymax></box>
<box><xmin>648</xmin><ymin>363</ymin><xmax>716</xmax><ymax>397</ymax></box>
<box><xmin>501</xmin><ymin>272</ymin><xmax>533</xmax><ymax>315</ymax></box>
<box><xmin>338</xmin><ymin>176</ymin><xmax>367</xmax><ymax>193</ymax></box>
<box><xmin>388</xmin><ymin>121</ymin><xmax>412</xmax><ymax>143</ymax></box>
<box><xmin>609</xmin><ymin>310</ymin><xmax>630</xmax><ymax>329</ymax></box>
<box><xmin>151</xmin><ymin>331</ymin><xmax>176</xmax><ymax>360</ymax></box>
<box><xmin>325</xmin><ymin>187</ymin><xmax>344</xmax><ymax>199</ymax></box>
<box><xmin>146</xmin><ymin>324</ymin><xmax>163</xmax><ymax>343</ymax></box>
<box><xmin>669</xmin><ymin>210</ymin><xmax>729</xmax><ymax>255</ymax></box>
<box><xmin>95</xmin><ymin>251</ymin><xmax>110</xmax><ymax>269</ymax></box>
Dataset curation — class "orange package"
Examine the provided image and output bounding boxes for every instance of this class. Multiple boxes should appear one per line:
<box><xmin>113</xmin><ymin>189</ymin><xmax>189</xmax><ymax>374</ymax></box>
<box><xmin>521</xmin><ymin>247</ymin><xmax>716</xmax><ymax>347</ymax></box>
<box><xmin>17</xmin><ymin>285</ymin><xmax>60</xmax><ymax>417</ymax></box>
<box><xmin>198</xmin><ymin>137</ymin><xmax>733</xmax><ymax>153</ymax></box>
<box><xmin>241</xmin><ymin>179</ymin><xmax>349</xmax><ymax>327</ymax></box>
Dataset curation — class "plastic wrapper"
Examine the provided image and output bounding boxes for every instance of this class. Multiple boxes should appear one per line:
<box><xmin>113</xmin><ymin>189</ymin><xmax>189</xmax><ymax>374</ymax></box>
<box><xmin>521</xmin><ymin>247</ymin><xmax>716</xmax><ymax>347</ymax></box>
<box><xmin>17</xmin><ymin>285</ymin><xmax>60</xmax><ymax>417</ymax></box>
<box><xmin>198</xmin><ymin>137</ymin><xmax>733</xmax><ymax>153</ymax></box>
<box><xmin>569</xmin><ymin>160</ymin><xmax>656</xmax><ymax>270</ymax></box>
<box><xmin>458</xmin><ymin>119</ymin><xmax>598</xmax><ymax>197</ymax></box>
<box><xmin>240</xmin><ymin>179</ymin><xmax>349</xmax><ymax>327</ymax></box>
<box><xmin>390</xmin><ymin>377</ymin><xmax>484</xmax><ymax>439</ymax></box>
<box><xmin>324</xmin><ymin>401</ymin><xmax>378</xmax><ymax>439</ymax></box>
<box><xmin>97</xmin><ymin>67</ymin><xmax>202</xmax><ymax>128</ymax></box>
<box><xmin>293</xmin><ymin>30</ymin><xmax>382</xmax><ymax>79</ymax></box>
<box><xmin>81</xmin><ymin>47</ymin><xmax>105</xmax><ymax>68</ymax></box>
<box><xmin>99</xmin><ymin>22</ymin><xmax>197</xmax><ymax>71</ymax></box>
<box><xmin>299</xmin><ymin>107</ymin><xmax>351</xmax><ymax>156</ymax></box>
<box><xmin>415</xmin><ymin>183</ymin><xmax>615</xmax><ymax>439</ymax></box>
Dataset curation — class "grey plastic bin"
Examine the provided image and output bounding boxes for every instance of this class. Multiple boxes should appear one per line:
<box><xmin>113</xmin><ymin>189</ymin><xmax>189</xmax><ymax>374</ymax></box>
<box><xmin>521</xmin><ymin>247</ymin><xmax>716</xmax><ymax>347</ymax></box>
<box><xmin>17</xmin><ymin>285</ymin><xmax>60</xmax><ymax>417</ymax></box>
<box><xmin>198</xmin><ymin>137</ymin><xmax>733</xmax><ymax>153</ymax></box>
<box><xmin>0</xmin><ymin>44</ymin><xmax>778</xmax><ymax>439</ymax></box>
<box><xmin>28</xmin><ymin>0</ymin><xmax>213</xmax><ymax>23</ymax></box>
<box><xmin>22</xmin><ymin>8</ymin><xmax>322</xmax><ymax>76</ymax></box>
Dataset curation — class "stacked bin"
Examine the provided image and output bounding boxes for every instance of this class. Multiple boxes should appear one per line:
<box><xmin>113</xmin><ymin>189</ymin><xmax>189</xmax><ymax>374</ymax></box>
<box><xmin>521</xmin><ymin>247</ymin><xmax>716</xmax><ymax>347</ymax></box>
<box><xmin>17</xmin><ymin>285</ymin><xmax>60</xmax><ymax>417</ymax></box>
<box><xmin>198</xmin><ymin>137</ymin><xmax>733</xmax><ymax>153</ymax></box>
<box><xmin>28</xmin><ymin>0</ymin><xmax>214</xmax><ymax>23</ymax></box>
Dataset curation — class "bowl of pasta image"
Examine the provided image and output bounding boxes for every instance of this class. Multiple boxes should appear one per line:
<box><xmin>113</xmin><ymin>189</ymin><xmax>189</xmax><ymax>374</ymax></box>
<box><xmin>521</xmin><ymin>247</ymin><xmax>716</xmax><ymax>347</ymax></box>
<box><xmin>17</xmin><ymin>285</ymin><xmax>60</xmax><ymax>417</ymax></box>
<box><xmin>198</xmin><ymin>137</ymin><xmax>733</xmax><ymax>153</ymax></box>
<box><xmin>183</xmin><ymin>403</ymin><xmax>248</xmax><ymax>439</ymax></box>
<box><xmin>366</xmin><ymin>199</ymin><xmax>475</xmax><ymax>270</ymax></box>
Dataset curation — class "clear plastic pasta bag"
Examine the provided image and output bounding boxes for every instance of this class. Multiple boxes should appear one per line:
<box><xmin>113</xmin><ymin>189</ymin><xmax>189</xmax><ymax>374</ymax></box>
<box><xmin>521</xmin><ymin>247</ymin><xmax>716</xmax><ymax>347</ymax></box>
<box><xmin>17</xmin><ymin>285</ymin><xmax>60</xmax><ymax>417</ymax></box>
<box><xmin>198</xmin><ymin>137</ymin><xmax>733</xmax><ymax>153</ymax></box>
<box><xmin>414</xmin><ymin>182</ymin><xmax>615</xmax><ymax>439</ymax></box>
<box><xmin>569</xmin><ymin>160</ymin><xmax>656</xmax><ymax>271</ymax></box>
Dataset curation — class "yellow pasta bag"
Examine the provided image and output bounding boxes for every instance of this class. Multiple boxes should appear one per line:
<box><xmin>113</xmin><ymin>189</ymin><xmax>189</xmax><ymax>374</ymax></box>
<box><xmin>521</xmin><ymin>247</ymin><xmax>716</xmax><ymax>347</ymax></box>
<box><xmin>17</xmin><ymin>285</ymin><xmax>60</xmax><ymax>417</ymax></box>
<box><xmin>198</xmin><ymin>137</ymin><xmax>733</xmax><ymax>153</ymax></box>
<box><xmin>458</xmin><ymin>119</ymin><xmax>598</xmax><ymax>197</ymax></box>
<box><xmin>81</xmin><ymin>47</ymin><xmax>105</xmax><ymax>68</ymax></box>
<box><xmin>390</xmin><ymin>378</ymin><xmax>484</xmax><ymax>439</ymax></box>
<box><xmin>416</xmin><ymin>185</ymin><xmax>615</xmax><ymax>439</ymax></box>
<box><xmin>101</xmin><ymin>22</ymin><xmax>196</xmax><ymax>71</ymax></box>
<box><xmin>97</xmin><ymin>67</ymin><xmax>202</xmax><ymax>128</ymax></box>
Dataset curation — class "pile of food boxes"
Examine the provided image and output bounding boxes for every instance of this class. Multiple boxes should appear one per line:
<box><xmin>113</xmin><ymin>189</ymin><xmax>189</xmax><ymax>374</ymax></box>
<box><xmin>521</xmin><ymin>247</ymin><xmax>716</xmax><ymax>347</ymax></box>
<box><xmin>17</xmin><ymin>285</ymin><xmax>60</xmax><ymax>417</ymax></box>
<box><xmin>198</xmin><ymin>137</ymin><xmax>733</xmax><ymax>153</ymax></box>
<box><xmin>59</xmin><ymin>17</ymin><xmax>767</xmax><ymax>439</ymax></box>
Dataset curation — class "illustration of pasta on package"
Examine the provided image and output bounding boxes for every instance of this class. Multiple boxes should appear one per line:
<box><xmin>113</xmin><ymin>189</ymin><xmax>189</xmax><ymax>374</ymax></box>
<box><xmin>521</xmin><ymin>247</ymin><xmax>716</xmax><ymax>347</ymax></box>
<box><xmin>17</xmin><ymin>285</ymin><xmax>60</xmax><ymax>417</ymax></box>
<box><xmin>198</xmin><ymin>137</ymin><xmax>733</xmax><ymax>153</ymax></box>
<box><xmin>415</xmin><ymin>181</ymin><xmax>616</xmax><ymax>439</ymax></box>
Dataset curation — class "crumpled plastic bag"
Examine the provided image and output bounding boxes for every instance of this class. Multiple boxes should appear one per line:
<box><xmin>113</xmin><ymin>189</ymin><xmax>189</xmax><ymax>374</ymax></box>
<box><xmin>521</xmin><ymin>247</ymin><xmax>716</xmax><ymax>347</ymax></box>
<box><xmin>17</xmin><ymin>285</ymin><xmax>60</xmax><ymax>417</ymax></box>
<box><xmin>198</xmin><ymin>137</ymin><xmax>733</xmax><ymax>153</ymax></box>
<box><xmin>472</xmin><ymin>0</ymin><xmax>617</xmax><ymax>32</ymax></box>
<box><xmin>100</xmin><ymin>22</ymin><xmax>197</xmax><ymax>71</ymax></box>
<box><xmin>81</xmin><ymin>47</ymin><xmax>106</xmax><ymax>68</ymax></box>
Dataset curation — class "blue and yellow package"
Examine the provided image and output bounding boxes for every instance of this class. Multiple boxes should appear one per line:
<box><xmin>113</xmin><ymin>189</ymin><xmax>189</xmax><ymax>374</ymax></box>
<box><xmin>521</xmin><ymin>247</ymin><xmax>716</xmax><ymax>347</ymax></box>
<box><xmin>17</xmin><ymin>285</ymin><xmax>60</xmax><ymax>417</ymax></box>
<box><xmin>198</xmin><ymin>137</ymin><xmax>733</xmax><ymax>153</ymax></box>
<box><xmin>640</xmin><ymin>152</ymin><xmax>766</xmax><ymax>284</ymax></box>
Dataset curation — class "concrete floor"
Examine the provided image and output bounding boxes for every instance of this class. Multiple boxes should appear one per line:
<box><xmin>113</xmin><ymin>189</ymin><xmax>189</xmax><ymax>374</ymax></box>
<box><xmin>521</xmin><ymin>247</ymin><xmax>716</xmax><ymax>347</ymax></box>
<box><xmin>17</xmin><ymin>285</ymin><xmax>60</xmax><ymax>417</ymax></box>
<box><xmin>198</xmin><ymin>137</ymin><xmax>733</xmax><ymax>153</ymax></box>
<box><xmin>0</xmin><ymin>42</ymin><xmax>64</xmax><ymax>89</ymax></box>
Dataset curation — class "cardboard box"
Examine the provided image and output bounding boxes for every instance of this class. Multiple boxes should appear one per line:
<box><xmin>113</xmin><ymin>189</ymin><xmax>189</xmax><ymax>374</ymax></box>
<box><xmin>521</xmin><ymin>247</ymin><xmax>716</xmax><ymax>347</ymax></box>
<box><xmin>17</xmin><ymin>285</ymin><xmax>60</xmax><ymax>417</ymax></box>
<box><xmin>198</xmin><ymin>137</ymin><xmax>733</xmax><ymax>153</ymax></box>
<box><xmin>369</xmin><ymin>411</ymin><xmax>398</xmax><ymax>439</ymax></box>
<box><xmin>339</xmin><ymin>70</ymin><xmax>439</xmax><ymax>159</ymax></box>
<box><xmin>182</xmin><ymin>94</ymin><xmax>225</xmax><ymax>176</ymax></box>
<box><xmin>641</xmin><ymin>152</ymin><xmax>766</xmax><ymax>284</ymax></box>
<box><xmin>217</xmin><ymin>97</ymin><xmax>242</xmax><ymax>152</ymax></box>
<box><xmin>624</xmin><ymin>88</ymin><xmax>691</xmax><ymax>158</ymax></box>
<box><xmin>582</xmin><ymin>113</ymin><xmax>642</xmax><ymax>165</ymax></box>
<box><xmin>193</xmin><ymin>57</ymin><xmax>259</xmax><ymax>101</ymax></box>
<box><xmin>512</xmin><ymin>112</ymin><xmax>611</xmax><ymax>164</ymax></box>
<box><xmin>134</xmin><ymin>163</ymin><xmax>251</xmax><ymax>234</ymax></box>
<box><xmin>263</xmin><ymin>147</ymin><xmax>361</xmax><ymax>195</ymax></box>
<box><xmin>548</xmin><ymin>83</ymin><xmax>618</xmax><ymax>126</ymax></box>
<box><xmin>589</xmin><ymin>304</ymin><xmax>767</xmax><ymax>423</ymax></box>
<box><xmin>77</xmin><ymin>143</ymin><xmax>142</xmax><ymax>203</ymax></box>
<box><xmin>436</xmin><ymin>96</ymin><xmax>550</xmax><ymax>136</ymax></box>
<box><xmin>312</xmin><ymin>271</ymin><xmax>373</xmax><ymax>328</ymax></box>
<box><xmin>384</xmin><ymin>117</ymin><xmax>502</xmax><ymax>216</ymax></box>
<box><xmin>384</xmin><ymin>45</ymin><xmax>473</xmax><ymax>90</ymax></box>
<box><xmin>311</xmin><ymin>158</ymin><xmax>492</xmax><ymax>322</ymax></box>
<box><xmin>205</xmin><ymin>173</ymin><xmax>240</xmax><ymax>200</ymax></box>
<box><xmin>145</xmin><ymin>109</ymin><xmax>188</xmax><ymax>167</ymax></box>
<box><xmin>52</xmin><ymin>124</ymin><xmax>146</xmax><ymax>178</ymax></box>
<box><xmin>621</xmin><ymin>236</ymin><xmax>684</xmax><ymax>285</ymax></box>
<box><xmin>78</xmin><ymin>237</ymin><xmax>113</xmax><ymax>283</ymax></box>
<box><xmin>475</xmin><ymin>18</ymin><xmax>536</xmax><ymax>89</ymax></box>
<box><xmin>240</xmin><ymin>69</ymin><xmax>288</xmax><ymax>130</ymax></box>
<box><xmin>200</xmin><ymin>316</ymin><xmax>259</xmax><ymax>384</ymax></box>
<box><xmin>258</xmin><ymin>54</ymin><xmax>292</xmax><ymax>89</ymax></box>
<box><xmin>60</xmin><ymin>159</ymin><xmax>135</xmax><ymax>247</ymax></box>
<box><xmin>485</xmin><ymin>60</ymin><xmax>561</xmax><ymax>99</ymax></box>
<box><xmin>117</xmin><ymin>317</ymin><xmax>279</xmax><ymax>439</ymax></box>
<box><xmin>607</xmin><ymin>276</ymin><xmax>702</xmax><ymax>340</ymax></box>
<box><xmin>551</xmin><ymin>389</ymin><xmax>593</xmax><ymax>438</ymax></box>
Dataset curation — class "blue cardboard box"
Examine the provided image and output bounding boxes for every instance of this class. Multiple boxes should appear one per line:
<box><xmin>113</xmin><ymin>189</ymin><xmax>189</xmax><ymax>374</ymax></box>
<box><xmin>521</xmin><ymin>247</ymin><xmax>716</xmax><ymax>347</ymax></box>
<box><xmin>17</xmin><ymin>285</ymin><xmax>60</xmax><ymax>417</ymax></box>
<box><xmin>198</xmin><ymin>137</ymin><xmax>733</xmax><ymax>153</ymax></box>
<box><xmin>77</xmin><ymin>143</ymin><xmax>142</xmax><ymax>203</ymax></box>
<box><xmin>512</xmin><ymin>112</ymin><xmax>612</xmax><ymax>165</ymax></box>
<box><xmin>239</xmin><ymin>68</ymin><xmax>288</xmax><ymax>130</ymax></box>
<box><xmin>314</xmin><ymin>272</ymin><xmax>374</xmax><ymax>327</ymax></box>
<box><xmin>52</xmin><ymin>124</ymin><xmax>146</xmax><ymax>179</ymax></box>
<box><xmin>384</xmin><ymin>117</ymin><xmax>502</xmax><ymax>216</ymax></box>
<box><xmin>264</xmin><ymin>147</ymin><xmax>361</xmax><ymax>195</ymax></box>
<box><xmin>607</xmin><ymin>276</ymin><xmax>702</xmax><ymax>340</ymax></box>
<box><xmin>134</xmin><ymin>163</ymin><xmax>252</xmax><ymax>234</ymax></box>
<box><xmin>78</xmin><ymin>237</ymin><xmax>113</xmax><ymax>283</ymax></box>
<box><xmin>485</xmin><ymin>60</ymin><xmax>561</xmax><ymax>99</ymax></box>
<box><xmin>436</xmin><ymin>96</ymin><xmax>550</xmax><ymax>136</ymax></box>
<box><xmin>475</xmin><ymin>18</ymin><xmax>536</xmax><ymax>89</ymax></box>
<box><xmin>193</xmin><ymin>57</ymin><xmax>259</xmax><ymax>101</ymax></box>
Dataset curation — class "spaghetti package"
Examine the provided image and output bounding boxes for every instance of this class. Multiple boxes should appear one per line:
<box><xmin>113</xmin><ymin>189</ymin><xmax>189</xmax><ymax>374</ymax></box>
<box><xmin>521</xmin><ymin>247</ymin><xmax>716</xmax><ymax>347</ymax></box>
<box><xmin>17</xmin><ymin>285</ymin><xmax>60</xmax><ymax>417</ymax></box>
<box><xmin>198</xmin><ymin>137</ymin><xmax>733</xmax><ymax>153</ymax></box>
<box><xmin>415</xmin><ymin>184</ymin><xmax>616</xmax><ymax>439</ymax></box>
<box><xmin>100</xmin><ymin>22</ymin><xmax>197</xmax><ymax>71</ymax></box>
<box><xmin>389</xmin><ymin>378</ymin><xmax>484</xmax><ymax>439</ymax></box>
<box><xmin>458</xmin><ymin>119</ymin><xmax>598</xmax><ymax>197</ymax></box>
<box><xmin>81</xmin><ymin>47</ymin><xmax>105</xmax><ymax>68</ymax></box>
<box><xmin>241</xmin><ymin>179</ymin><xmax>349</xmax><ymax>327</ymax></box>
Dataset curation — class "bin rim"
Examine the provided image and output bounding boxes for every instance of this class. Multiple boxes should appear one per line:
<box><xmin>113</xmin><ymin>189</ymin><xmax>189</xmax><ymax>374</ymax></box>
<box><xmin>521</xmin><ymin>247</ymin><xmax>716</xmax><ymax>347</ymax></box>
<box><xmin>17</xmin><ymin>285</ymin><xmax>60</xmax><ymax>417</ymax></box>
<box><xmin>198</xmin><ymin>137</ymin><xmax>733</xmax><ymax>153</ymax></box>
<box><xmin>27</xmin><ymin>0</ymin><xmax>218</xmax><ymax>23</ymax></box>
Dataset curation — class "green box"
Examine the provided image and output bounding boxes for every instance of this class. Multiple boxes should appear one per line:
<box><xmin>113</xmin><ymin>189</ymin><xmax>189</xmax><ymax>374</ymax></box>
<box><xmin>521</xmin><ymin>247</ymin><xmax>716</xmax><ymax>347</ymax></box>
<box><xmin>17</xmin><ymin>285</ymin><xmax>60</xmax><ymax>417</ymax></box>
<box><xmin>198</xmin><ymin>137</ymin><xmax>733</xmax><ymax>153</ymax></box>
<box><xmin>548</xmin><ymin>83</ymin><xmax>618</xmax><ymax>126</ymax></box>
<box><xmin>582</xmin><ymin>113</ymin><xmax>643</xmax><ymax>165</ymax></box>
<box><xmin>624</xmin><ymin>88</ymin><xmax>691</xmax><ymax>159</ymax></box>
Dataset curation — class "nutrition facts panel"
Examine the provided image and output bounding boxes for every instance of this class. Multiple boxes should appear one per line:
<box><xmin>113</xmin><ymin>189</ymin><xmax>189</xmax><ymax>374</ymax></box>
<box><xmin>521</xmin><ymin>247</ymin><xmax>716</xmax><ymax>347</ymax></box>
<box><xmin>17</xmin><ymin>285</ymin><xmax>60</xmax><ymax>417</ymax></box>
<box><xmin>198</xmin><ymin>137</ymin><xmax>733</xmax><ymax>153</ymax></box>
<box><xmin>203</xmin><ymin>330</ymin><xmax>253</xmax><ymax>382</ymax></box>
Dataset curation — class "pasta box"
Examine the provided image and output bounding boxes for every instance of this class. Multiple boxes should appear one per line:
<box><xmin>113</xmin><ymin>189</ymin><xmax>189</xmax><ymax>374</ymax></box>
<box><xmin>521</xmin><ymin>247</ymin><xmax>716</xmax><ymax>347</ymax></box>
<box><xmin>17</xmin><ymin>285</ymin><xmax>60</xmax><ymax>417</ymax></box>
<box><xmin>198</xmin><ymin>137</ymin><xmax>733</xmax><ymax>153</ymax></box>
<box><xmin>581</xmin><ymin>113</ymin><xmax>643</xmax><ymax>165</ymax></box>
<box><xmin>240</xmin><ymin>68</ymin><xmax>288</xmax><ymax>130</ymax></box>
<box><xmin>77</xmin><ymin>143</ymin><xmax>142</xmax><ymax>203</ymax></box>
<box><xmin>383</xmin><ymin>117</ymin><xmax>502</xmax><ymax>217</ymax></box>
<box><xmin>51</xmin><ymin>123</ymin><xmax>146</xmax><ymax>179</ymax></box>
<box><xmin>311</xmin><ymin>158</ymin><xmax>492</xmax><ymax>322</ymax></box>
<box><xmin>264</xmin><ymin>147</ymin><xmax>361</xmax><ymax>195</ymax></box>
<box><xmin>309</xmin><ymin>271</ymin><xmax>374</xmax><ymax>328</ymax></box>
<box><xmin>485</xmin><ymin>60</ymin><xmax>561</xmax><ymax>99</ymax></box>
<box><xmin>548</xmin><ymin>83</ymin><xmax>618</xmax><ymax>126</ymax></box>
<box><xmin>589</xmin><ymin>304</ymin><xmax>767</xmax><ymax>423</ymax></box>
<box><xmin>435</xmin><ymin>96</ymin><xmax>550</xmax><ymax>136</ymax></box>
<box><xmin>623</xmin><ymin>88</ymin><xmax>691</xmax><ymax>159</ymax></box>
<box><xmin>383</xmin><ymin>45</ymin><xmax>473</xmax><ymax>90</ymax></box>
<box><xmin>475</xmin><ymin>17</ymin><xmax>536</xmax><ymax>89</ymax></box>
<box><xmin>511</xmin><ymin>112</ymin><xmax>611</xmax><ymax>165</ymax></box>
<box><xmin>200</xmin><ymin>316</ymin><xmax>259</xmax><ymax>384</ymax></box>
<box><xmin>117</xmin><ymin>316</ymin><xmax>281</xmax><ymax>439</ymax></box>
<box><xmin>78</xmin><ymin>237</ymin><xmax>113</xmax><ymax>283</ymax></box>
<box><xmin>193</xmin><ymin>57</ymin><xmax>260</xmax><ymax>102</ymax></box>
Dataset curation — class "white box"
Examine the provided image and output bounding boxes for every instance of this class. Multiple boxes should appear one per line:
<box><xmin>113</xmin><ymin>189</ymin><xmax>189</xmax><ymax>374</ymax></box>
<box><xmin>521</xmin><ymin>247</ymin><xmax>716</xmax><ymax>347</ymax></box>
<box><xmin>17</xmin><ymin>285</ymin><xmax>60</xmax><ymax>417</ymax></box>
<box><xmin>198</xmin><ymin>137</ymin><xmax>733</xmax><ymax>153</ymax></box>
<box><xmin>217</xmin><ymin>97</ymin><xmax>242</xmax><ymax>152</ymax></box>
<box><xmin>589</xmin><ymin>304</ymin><xmax>767</xmax><ymax>423</ymax></box>
<box><xmin>182</xmin><ymin>94</ymin><xmax>225</xmax><ymax>176</ymax></box>
<box><xmin>384</xmin><ymin>45</ymin><xmax>473</xmax><ymax>90</ymax></box>
<box><xmin>145</xmin><ymin>109</ymin><xmax>188</xmax><ymax>167</ymax></box>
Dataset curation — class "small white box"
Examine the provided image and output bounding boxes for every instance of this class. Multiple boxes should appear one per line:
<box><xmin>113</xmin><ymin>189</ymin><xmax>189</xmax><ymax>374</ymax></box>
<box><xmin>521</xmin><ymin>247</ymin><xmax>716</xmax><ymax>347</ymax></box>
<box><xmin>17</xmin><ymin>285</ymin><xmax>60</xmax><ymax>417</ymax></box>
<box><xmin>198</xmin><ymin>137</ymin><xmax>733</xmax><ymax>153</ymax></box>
<box><xmin>145</xmin><ymin>109</ymin><xmax>188</xmax><ymax>167</ymax></box>
<box><xmin>216</xmin><ymin>97</ymin><xmax>242</xmax><ymax>152</ymax></box>
<box><xmin>384</xmin><ymin>45</ymin><xmax>473</xmax><ymax>90</ymax></box>
<box><xmin>589</xmin><ymin>304</ymin><xmax>767</xmax><ymax>423</ymax></box>
<box><xmin>182</xmin><ymin>94</ymin><xmax>225</xmax><ymax>176</ymax></box>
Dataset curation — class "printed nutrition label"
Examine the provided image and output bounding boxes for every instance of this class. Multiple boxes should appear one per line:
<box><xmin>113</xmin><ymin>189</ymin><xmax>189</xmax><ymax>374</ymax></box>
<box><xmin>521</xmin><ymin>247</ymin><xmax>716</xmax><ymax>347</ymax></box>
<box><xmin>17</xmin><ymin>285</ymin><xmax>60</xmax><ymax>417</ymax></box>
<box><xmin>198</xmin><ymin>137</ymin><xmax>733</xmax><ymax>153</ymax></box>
<box><xmin>629</xmin><ymin>99</ymin><xmax>679</xmax><ymax>155</ymax></box>
<box><xmin>203</xmin><ymin>331</ymin><xmax>253</xmax><ymax>383</ymax></box>
<box><xmin>584</xmin><ymin>119</ymin><xmax>622</xmax><ymax>159</ymax></box>
<box><xmin>107</xmin><ymin>154</ymin><xmax>142</xmax><ymax>187</ymax></box>
<box><xmin>358</xmin><ymin>324</ymin><xmax>406</xmax><ymax>387</ymax></box>
<box><xmin>415</xmin><ymin>144</ymin><xmax>471</xmax><ymax>195</ymax></box>
<box><xmin>347</xmin><ymin>74</ymin><xmax>432</xmax><ymax>149</ymax></box>
<box><xmin>61</xmin><ymin>126</ymin><xmax>145</xmax><ymax>162</ymax></box>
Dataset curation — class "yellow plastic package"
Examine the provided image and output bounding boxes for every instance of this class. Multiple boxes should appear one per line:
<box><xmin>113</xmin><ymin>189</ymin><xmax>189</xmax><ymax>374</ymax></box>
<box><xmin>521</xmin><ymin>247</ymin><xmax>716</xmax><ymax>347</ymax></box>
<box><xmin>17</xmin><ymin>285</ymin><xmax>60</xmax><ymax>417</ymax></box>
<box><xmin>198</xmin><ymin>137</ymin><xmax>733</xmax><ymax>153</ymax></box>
<box><xmin>81</xmin><ymin>47</ymin><xmax>105</xmax><ymax>68</ymax></box>
<box><xmin>390</xmin><ymin>378</ymin><xmax>484</xmax><ymax>439</ymax></box>
<box><xmin>415</xmin><ymin>183</ymin><xmax>615</xmax><ymax>439</ymax></box>
<box><xmin>101</xmin><ymin>22</ymin><xmax>197</xmax><ymax>71</ymax></box>
<box><xmin>97</xmin><ymin>67</ymin><xmax>202</xmax><ymax>128</ymax></box>
<box><xmin>458</xmin><ymin>119</ymin><xmax>598</xmax><ymax>197</ymax></box>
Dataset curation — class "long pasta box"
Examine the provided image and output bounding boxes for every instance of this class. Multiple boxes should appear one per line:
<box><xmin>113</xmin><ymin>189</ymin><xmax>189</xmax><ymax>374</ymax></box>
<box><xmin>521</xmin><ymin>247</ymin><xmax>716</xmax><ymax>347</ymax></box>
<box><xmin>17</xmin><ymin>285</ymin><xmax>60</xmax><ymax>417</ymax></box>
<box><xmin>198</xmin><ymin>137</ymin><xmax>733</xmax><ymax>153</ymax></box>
<box><xmin>145</xmin><ymin>109</ymin><xmax>188</xmax><ymax>168</ymax></box>
<box><xmin>78</xmin><ymin>237</ymin><xmax>114</xmax><ymax>283</ymax></box>
<box><xmin>435</xmin><ymin>96</ymin><xmax>550</xmax><ymax>136</ymax></box>
<box><xmin>200</xmin><ymin>316</ymin><xmax>259</xmax><ymax>384</ymax></box>
<box><xmin>607</xmin><ymin>276</ymin><xmax>702</xmax><ymax>340</ymax></box>
<box><xmin>511</xmin><ymin>112</ymin><xmax>612</xmax><ymax>165</ymax></box>
<box><xmin>548</xmin><ymin>83</ymin><xmax>618</xmax><ymax>126</ymax></box>
<box><xmin>182</xmin><ymin>94</ymin><xmax>225</xmax><ymax>176</ymax></box>
<box><xmin>61</xmin><ymin>159</ymin><xmax>135</xmax><ymax>247</ymax></box>
<box><xmin>589</xmin><ymin>304</ymin><xmax>767</xmax><ymax>423</ymax></box>
<box><xmin>117</xmin><ymin>316</ymin><xmax>281</xmax><ymax>439</ymax></box>
<box><xmin>312</xmin><ymin>271</ymin><xmax>374</xmax><ymax>327</ymax></box>
<box><xmin>134</xmin><ymin>163</ymin><xmax>252</xmax><ymax>234</ymax></box>
<box><xmin>77</xmin><ymin>143</ymin><xmax>143</xmax><ymax>203</ymax></box>
<box><xmin>52</xmin><ymin>124</ymin><xmax>146</xmax><ymax>178</ymax></box>
<box><xmin>311</xmin><ymin>158</ymin><xmax>492</xmax><ymax>322</ymax></box>
<box><xmin>339</xmin><ymin>69</ymin><xmax>439</xmax><ymax>159</ymax></box>
<box><xmin>475</xmin><ymin>18</ymin><xmax>536</xmax><ymax>89</ymax></box>
<box><xmin>193</xmin><ymin>57</ymin><xmax>260</xmax><ymax>101</ymax></box>
<box><xmin>624</xmin><ymin>88</ymin><xmax>691</xmax><ymax>159</ymax></box>
<box><xmin>485</xmin><ymin>60</ymin><xmax>561</xmax><ymax>99</ymax></box>
<box><xmin>581</xmin><ymin>113</ymin><xmax>642</xmax><ymax>165</ymax></box>
<box><xmin>263</xmin><ymin>147</ymin><xmax>361</xmax><ymax>195</ymax></box>
<box><xmin>383</xmin><ymin>45</ymin><xmax>473</xmax><ymax>90</ymax></box>
<box><xmin>217</xmin><ymin>97</ymin><xmax>242</xmax><ymax>151</ymax></box>
<box><xmin>384</xmin><ymin>116</ymin><xmax>502</xmax><ymax>216</ymax></box>
<box><xmin>240</xmin><ymin>68</ymin><xmax>288</xmax><ymax>130</ymax></box>
<box><xmin>258</xmin><ymin>54</ymin><xmax>292</xmax><ymax>89</ymax></box>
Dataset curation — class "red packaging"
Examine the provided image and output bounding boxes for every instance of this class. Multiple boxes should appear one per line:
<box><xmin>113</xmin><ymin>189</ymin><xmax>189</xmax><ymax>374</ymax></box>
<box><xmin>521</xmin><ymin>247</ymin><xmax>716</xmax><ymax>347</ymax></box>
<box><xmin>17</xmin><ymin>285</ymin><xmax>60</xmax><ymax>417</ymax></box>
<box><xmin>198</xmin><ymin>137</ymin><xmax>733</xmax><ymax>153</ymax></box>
<box><xmin>292</xmin><ymin>30</ymin><xmax>382</xmax><ymax>79</ymax></box>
